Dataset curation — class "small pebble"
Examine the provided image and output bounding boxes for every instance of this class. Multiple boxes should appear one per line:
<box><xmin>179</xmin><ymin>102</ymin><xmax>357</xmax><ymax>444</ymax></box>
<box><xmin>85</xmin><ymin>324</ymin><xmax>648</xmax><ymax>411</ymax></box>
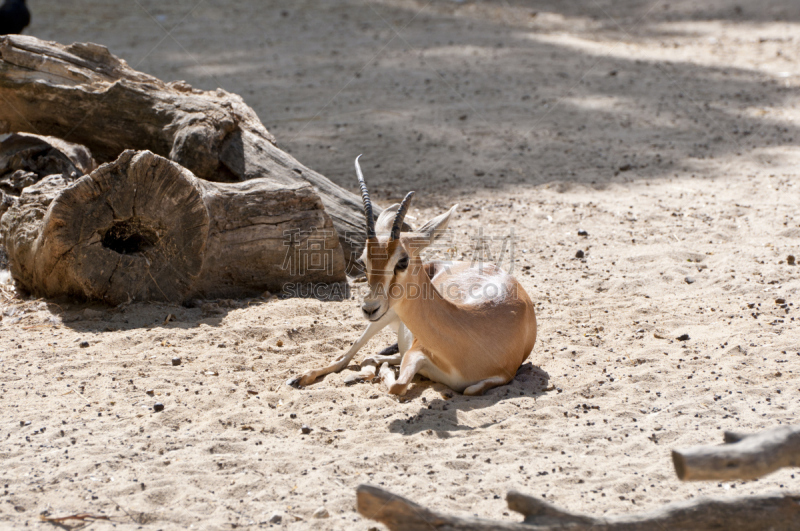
<box><xmin>79</xmin><ymin>341</ymin><xmax>89</xmax><ymax>348</ymax></box>
<box><xmin>171</xmin><ymin>357</ymin><xmax>182</xmax><ymax>366</ymax></box>
<box><xmin>775</xmin><ymin>298</ymin><xmax>786</xmax><ymax>304</ymax></box>
<box><xmin>575</xmin><ymin>250</ymin><xmax>585</xmax><ymax>259</ymax></box>
<box><xmin>146</xmin><ymin>389</ymin><xmax>155</xmax><ymax>396</ymax></box>
<box><xmin>577</xmin><ymin>229</ymin><xmax>588</xmax><ymax>237</ymax></box>
<box><xmin>676</xmin><ymin>334</ymin><xmax>690</xmax><ymax>341</ymax></box>
<box><xmin>289</xmin><ymin>413</ymin><xmax>297</xmax><ymax>419</ymax></box>
<box><xmin>268</xmin><ymin>512</ymin><xmax>282</xmax><ymax>524</ymax></box>
<box><xmin>312</xmin><ymin>506</ymin><xmax>329</xmax><ymax>519</ymax></box>
<box><xmin>153</xmin><ymin>403</ymin><xmax>165</xmax><ymax>412</ymax></box>
<box><xmin>685</xmin><ymin>276</ymin><xmax>695</xmax><ymax>284</ymax></box>
<box><xmin>276</xmin><ymin>340</ymin><xmax>284</xmax><ymax>347</ymax></box>
<box><xmin>82</xmin><ymin>308</ymin><xmax>104</xmax><ymax>320</ymax></box>
<box><xmin>787</xmin><ymin>255</ymin><xmax>795</xmax><ymax>266</ymax></box>
<box><xmin>301</xmin><ymin>425</ymin><xmax>312</xmax><ymax>434</ymax></box>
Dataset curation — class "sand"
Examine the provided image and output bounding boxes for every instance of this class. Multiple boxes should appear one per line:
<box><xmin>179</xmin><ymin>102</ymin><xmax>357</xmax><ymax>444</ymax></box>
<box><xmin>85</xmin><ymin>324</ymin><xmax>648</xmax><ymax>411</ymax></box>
<box><xmin>1</xmin><ymin>0</ymin><xmax>799</xmax><ymax>529</ymax></box>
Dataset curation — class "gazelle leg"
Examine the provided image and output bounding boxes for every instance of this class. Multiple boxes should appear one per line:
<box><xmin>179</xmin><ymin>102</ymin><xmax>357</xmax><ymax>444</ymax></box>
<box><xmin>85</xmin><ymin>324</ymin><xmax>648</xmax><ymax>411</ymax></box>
<box><xmin>361</xmin><ymin>351</ymin><xmax>403</xmax><ymax>369</ymax></box>
<box><xmin>463</xmin><ymin>375</ymin><xmax>509</xmax><ymax>396</ymax></box>
<box><xmin>287</xmin><ymin>311</ymin><xmax>395</xmax><ymax>387</ymax></box>
<box><xmin>380</xmin><ymin>349</ymin><xmax>428</xmax><ymax>396</ymax></box>
<box><xmin>347</xmin><ymin>349</ymin><xmax>402</xmax><ymax>384</ymax></box>
<box><xmin>362</xmin><ymin>321</ymin><xmax>411</xmax><ymax>370</ymax></box>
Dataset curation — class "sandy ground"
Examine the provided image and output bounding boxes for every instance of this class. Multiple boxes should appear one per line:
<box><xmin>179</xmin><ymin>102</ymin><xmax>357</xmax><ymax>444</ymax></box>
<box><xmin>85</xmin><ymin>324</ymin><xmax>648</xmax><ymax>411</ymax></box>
<box><xmin>2</xmin><ymin>0</ymin><xmax>800</xmax><ymax>529</ymax></box>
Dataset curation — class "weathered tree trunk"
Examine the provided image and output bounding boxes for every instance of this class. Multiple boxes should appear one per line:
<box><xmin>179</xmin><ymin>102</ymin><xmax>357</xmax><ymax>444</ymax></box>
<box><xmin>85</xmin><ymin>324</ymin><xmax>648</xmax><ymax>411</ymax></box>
<box><xmin>0</xmin><ymin>132</ymin><xmax>96</xmax><ymax>190</ymax></box>
<box><xmin>0</xmin><ymin>35</ymin><xmax>368</xmax><ymax>267</ymax></box>
<box><xmin>0</xmin><ymin>132</ymin><xmax>97</xmax><ymax>268</ymax></box>
<box><xmin>357</xmin><ymin>485</ymin><xmax>800</xmax><ymax>531</ymax></box>
<box><xmin>672</xmin><ymin>424</ymin><xmax>800</xmax><ymax>481</ymax></box>
<box><xmin>1</xmin><ymin>150</ymin><xmax>345</xmax><ymax>304</ymax></box>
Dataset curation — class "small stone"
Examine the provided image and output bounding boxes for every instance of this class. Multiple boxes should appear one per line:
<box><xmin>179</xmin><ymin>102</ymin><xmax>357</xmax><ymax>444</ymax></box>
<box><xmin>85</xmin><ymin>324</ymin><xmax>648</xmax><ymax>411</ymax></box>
<box><xmin>79</xmin><ymin>341</ymin><xmax>89</xmax><ymax>348</ymax></box>
<box><xmin>268</xmin><ymin>512</ymin><xmax>282</xmax><ymax>524</ymax></box>
<box><xmin>312</xmin><ymin>506</ymin><xmax>329</xmax><ymax>519</ymax></box>
<box><xmin>787</xmin><ymin>255</ymin><xmax>796</xmax><ymax>266</ymax></box>
<box><xmin>200</xmin><ymin>302</ymin><xmax>221</xmax><ymax>314</ymax></box>
<box><xmin>153</xmin><ymin>402</ymin><xmax>165</xmax><ymax>412</ymax></box>
<box><xmin>575</xmin><ymin>250</ymin><xmax>585</xmax><ymax>259</ymax></box>
<box><xmin>343</xmin><ymin>373</ymin><xmax>366</xmax><ymax>386</ymax></box>
<box><xmin>775</xmin><ymin>298</ymin><xmax>786</xmax><ymax>304</ymax></box>
<box><xmin>289</xmin><ymin>413</ymin><xmax>297</xmax><ymax>419</ymax></box>
<box><xmin>82</xmin><ymin>309</ymin><xmax>104</xmax><ymax>320</ymax></box>
<box><xmin>676</xmin><ymin>334</ymin><xmax>690</xmax><ymax>341</ymax></box>
<box><xmin>217</xmin><ymin>343</ymin><xmax>226</xmax><ymax>348</ymax></box>
<box><xmin>685</xmin><ymin>276</ymin><xmax>695</xmax><ymax>284</ymax></box>
<box><xmin>276</xmin><ymin>340</ymin><xmax>284</xmax><ymax>347</ymax></box>
<box><xmin>171</xmin><ymin>357</ymin><xmax>182</xmax><ymax>366</ymax></box>
<box><xmin>146</xmin><ymin>389</ymin><xmax>155</xmax><ymax>396</ymax></box>
<box><xmin>301</xmin><ymin>425</ymin><xmax>312</xmax><ymax>434</ymax></box>
<box><xmin>577</xmin><ymin>229</ymin><xmax>588</xmax><ymax>237</ymax></box>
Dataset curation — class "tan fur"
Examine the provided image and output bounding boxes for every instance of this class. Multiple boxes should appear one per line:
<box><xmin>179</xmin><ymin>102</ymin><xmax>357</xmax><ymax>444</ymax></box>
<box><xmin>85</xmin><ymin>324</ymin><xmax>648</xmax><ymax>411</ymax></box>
<box><xmin>288</xmin><ymin>159</ymin><xmax>537</xmax><ymax>395</ymax></box>
<box><xmin>361</xmin><ymin>220</ymin><xmax>537</xmax><ymax>395</ymax></box>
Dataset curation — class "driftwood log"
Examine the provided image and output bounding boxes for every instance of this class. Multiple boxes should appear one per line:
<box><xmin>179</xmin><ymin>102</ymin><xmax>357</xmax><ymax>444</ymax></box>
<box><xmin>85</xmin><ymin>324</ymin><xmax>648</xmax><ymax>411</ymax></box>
<box><xmin>0</xmin><ymin>34</ymin><xmax>368</xmax><ymax>266</ymax></box>
<box><xmin>672</xmin><ymin>424</ymin><xmax>800</xmax><ymax>481</ymax></box>
<box><xmin>357</xmin><ymin>485</ymin><xmax>800</xmax><ymax>531</ymax></box>
<box><xmin>1</xmin><ymin>150</ymin><xmax>345</xmax><ymax>304</ymax></box>
<box><xmin>0</xmin><ymin>132</ymin><xmax>96</xmax><ymax>213</ymax></box>
<box><xmin>0</xmin><ymin>132</ymin><xmax>95</xmax><ymax>193</ymax></box>
<box><xmin>0</xmin><ymin>132</ymin><xmax>97</xmax><ymax>267</ymax></box>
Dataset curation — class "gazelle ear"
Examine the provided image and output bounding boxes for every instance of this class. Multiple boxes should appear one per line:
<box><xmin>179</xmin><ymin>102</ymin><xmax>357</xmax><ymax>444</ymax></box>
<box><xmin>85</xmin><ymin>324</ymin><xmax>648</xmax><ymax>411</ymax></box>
<box><xmin>375</xmin><ymin>204</ymin><xmax>416</xmax><ymax>235</ymax></box>
<box><xmin>375</xmin><ymin>204</ymin><xmax>400</xmax><ymax>235</ymax></box>
<box><xmin>416</xmin><ymin>204</ymin><xmax>458</xmax><ymax>247</ymax></box>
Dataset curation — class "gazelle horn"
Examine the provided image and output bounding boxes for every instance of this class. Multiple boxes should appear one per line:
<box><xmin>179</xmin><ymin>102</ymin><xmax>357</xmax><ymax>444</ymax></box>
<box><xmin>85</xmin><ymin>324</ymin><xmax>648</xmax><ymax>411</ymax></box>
<box><xmin>354</xmin><ymin>155</ymin><xmax>376</xmax><ymax>239</ymax></box>
<box><xmin>390</xmin><ymin>191</ymin><xmax>415</xmax><ymax>240</ymax></box>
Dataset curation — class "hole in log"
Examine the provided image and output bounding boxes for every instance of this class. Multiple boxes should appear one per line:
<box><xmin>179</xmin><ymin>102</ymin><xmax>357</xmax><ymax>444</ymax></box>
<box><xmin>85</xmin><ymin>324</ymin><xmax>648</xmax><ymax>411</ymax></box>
<box><xmin>102</xmin><ymin>218</ymin><xmax>162</xmax><ymax>255</ymax></box>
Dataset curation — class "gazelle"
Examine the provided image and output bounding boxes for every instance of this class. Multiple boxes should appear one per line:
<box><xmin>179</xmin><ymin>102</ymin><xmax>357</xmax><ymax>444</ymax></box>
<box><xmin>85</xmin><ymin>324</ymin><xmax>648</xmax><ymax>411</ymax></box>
<box><xmin>288</xmin><ymin>156</ymin><xmax>537</xmax><ymax>395</ymax></box>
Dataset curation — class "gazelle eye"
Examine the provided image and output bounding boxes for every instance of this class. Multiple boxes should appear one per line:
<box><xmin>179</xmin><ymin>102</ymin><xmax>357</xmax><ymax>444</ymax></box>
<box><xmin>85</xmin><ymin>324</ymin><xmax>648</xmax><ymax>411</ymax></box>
<box><xmin>395</xmin><ymin>255</ymin><xmax>409</xmax><ymax>272</ymax></box>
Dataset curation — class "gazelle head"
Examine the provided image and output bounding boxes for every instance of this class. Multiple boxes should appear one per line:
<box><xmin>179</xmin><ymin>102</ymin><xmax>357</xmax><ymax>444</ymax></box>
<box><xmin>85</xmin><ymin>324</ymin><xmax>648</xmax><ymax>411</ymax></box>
<box><xmin>355</xmin><ymin>155</ymin><xmax>456</xmax><ymax>321</ymax></box>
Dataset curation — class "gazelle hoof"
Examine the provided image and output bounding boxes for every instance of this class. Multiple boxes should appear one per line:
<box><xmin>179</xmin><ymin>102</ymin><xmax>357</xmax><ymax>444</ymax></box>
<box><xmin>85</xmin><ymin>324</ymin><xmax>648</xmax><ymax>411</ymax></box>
<box><xmin>287</xmin><ymin>372</ymin><xmax>316</xmax><ymax>388</ymax></box>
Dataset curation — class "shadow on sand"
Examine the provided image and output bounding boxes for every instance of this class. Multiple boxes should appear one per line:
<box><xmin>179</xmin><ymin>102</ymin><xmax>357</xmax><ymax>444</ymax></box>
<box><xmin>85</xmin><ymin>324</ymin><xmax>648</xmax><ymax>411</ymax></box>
<box><xmin>384</xmin><ymin>362</ymin><xmax>550</xmax><ymax>436</ymax></box>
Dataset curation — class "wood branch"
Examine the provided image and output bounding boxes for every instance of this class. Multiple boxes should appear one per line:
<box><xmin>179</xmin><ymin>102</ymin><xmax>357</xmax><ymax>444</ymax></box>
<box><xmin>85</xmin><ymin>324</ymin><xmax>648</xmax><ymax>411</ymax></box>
<box><xmin>0</xmin><ymin>35</ymin><xmax>370</xmax><ymax>266</ymax></box>
<box><xmin>672</xmin><ymin>424</ymin><xmax>800</xmax><ymax>481</ymax></box>
<box><xmin>356</xmin><ymin>484</ymin><xmax>534</xmax><ymax>531</ymax></box>
<box><xmin>510</xmin><ymin>489</ymin><xmax>800</xmax><ymax>530</ymax></box>
<box><xmin>1</xmin><ymin>150</ymin><xmax>345</xmax><ymax>304</ymax></box>
<box><xmin>506</xmin><ymin>491</ymin><xmax>597</xmax><ymax>527</ymax></box>
<box><xmin>357</xmin><ymin>484</ymin><xmax>800</xmax><ymax>531</ymax></box>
